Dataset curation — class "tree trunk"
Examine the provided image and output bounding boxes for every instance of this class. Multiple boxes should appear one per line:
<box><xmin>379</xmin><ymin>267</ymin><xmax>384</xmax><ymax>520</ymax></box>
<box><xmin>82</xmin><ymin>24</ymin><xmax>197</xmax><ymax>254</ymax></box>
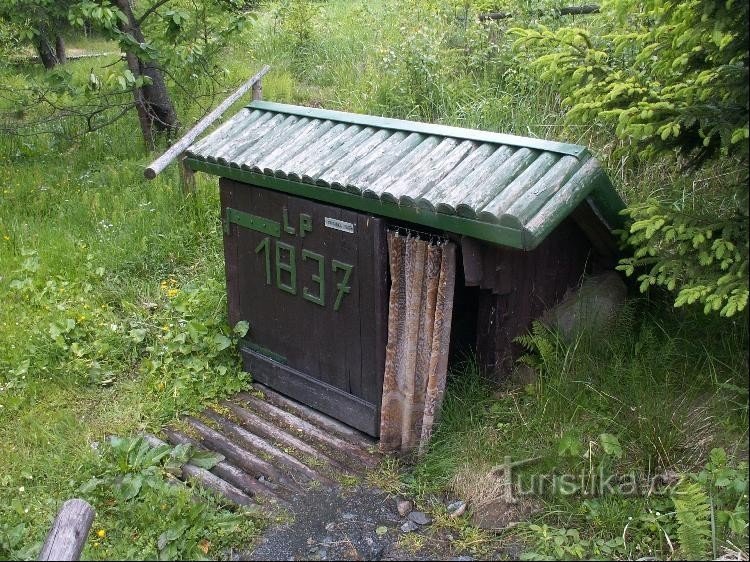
<box><xmin>55</xmin><ymin>35</ymin><xmax>67</xmax><ymax>65</ymax></box>
<box><xmin>113</xmin><ymin>0</ymin><xmax>179</xmax><ymax>150</ymax></box>
<box><xmin>34</xmin><ymin>27</ymin><xmax>57</xmax><ymax>69</ymax></box>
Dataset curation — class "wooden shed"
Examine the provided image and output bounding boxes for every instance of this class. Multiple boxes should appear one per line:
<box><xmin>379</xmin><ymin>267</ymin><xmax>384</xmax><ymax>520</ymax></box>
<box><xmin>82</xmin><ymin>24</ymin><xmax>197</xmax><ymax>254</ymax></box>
<box><xmin>184</xmin><ymin>101</ymin><xmax>624</xmax><ymax>449</ymax></box>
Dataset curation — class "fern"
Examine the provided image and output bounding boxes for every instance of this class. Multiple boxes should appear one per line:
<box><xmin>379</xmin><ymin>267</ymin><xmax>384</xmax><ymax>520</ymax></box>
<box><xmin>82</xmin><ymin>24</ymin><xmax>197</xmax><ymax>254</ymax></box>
<box><xmin>515</xmin><ymin>321</ymin><xmax>560</xmax><ymax>371</ymax></box>
<box><xmin>672</xmin><ymin>481</ymin><xmax>712</xmax><ymax>559</ymax></box>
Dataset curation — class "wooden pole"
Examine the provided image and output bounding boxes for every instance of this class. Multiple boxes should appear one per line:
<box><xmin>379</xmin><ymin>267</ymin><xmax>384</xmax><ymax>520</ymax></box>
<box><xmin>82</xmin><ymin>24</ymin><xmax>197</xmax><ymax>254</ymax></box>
<box><xmin>478</xmin><ymin>4</ymin><xmax>599</xmax><ymax>21</ymax></box>
<box><xmin>38</xmin><ymin>499</ymin><xmax>95</xmax><ymax>561</ymax></box>
<box><xmin>252</xmin><ymin>77</ymin><xmax>263</xmax><ymax>101</ymax></box>
<box><xmin>144</xmin><ymin>64</ymin><xmax>271</xmax><ymax>180</ymax></box>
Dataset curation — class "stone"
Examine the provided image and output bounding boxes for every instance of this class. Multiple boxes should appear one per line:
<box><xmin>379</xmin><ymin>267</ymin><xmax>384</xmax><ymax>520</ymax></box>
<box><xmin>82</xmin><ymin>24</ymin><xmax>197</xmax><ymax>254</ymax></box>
<box><xmin>448</xmin><ymin>501</ymin><xmax>466</xmax><ymax>518</ymax></box>
<box><xmin>540</xmin><ymin>271</ymin><xmax>627</xmax><ymax>342</ymax></box>
<box><xmin>407</xmin><ymin>511</ymin><xmax>431</xmax><ymax>525</ymax></box>
<box><xmin>341</xmin><ymin>512</ymin><xmax>355</xmax><ymax>521</ymax></box>
<box><xmin>400</xmin><ymin>520</ymin><xmax>419</xmax><ymax>533</ymax></box>
<box><xmin>396</xmin><ymin>499</ymin><xmax>413</xmax><ymax>517</ymax></box>
<box><xmin>325</xmin><ymin>522</ymin><xmax>335</xmax><ymax>531</ymax></box>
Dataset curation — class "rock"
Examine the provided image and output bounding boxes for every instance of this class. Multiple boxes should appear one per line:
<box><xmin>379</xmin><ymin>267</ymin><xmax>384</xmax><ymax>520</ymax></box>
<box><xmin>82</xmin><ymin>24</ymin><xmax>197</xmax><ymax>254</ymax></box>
<box><xmin>407</xmin><ymin>511</ymin><xmax>432</xmax><ymax>525</ymax></box>
<box><xmin>400</xmin><ymin>520</ymin><xmax>419</xmax><ymax>533</ymax></box>
<box><xmin>325</xmin><ymin>522</ymin><xmax>335</xmax><ymax>531</ymax></box>
<box><xmin>448</xmin><ymin>501</ymin><xmax>466</xmax><ymax>518</ymax></box>
<box><xmin>396</xmin><ymin>499</ymin><xmax>413</xmax><ymax>517</ymax></box>
<box><xmin>341</xmin><ymin>512</ymin><xmax>355</xmax><ymax>521</ymax></box>
<box><xmin>540</xmin><ymin>271</ymin><xmax>627</xmax><ymax>342</ymax></box>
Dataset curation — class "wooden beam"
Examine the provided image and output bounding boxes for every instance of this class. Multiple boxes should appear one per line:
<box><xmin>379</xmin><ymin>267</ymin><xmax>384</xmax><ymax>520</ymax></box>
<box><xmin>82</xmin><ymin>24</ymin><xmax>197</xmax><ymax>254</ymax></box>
<box><xmin>38</xmin><ymin>499</ymin><xmax>95</xmax><ymax>561</ymax></box>
<box><xmin>479</xmin><ymin>4</ymin><xmax>599</xmax><ymax>21</ymax></box>
<box><xmin>141</xmin><ymin>433</ymin><xmax>255</xmax><ymax>507</ymax></box>
<box><xmin>144</xmin><ymin>64</ymin><xmax>270</xmax><ymax>180</ymax></box>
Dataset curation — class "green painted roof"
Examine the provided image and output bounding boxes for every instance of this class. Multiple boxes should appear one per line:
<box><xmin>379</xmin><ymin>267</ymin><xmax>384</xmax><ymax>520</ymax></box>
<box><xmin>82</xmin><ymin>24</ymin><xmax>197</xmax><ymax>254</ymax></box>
<box><xmin>185</xmin><ymin>101</ymin><xmax>624</xmax><ymax>249</ymax></box>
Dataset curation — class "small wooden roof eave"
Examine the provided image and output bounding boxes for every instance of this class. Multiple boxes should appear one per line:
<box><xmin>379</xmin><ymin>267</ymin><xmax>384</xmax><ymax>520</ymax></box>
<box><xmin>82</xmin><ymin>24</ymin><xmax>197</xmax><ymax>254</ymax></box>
<box><xmin>185</xmin><ymin>101</ymin><xmax>625</xmax><ymax>252</ymax></box>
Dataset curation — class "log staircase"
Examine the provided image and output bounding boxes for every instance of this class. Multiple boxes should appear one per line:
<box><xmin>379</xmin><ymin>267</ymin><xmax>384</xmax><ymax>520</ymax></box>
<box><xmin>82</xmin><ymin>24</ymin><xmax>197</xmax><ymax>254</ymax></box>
<box><xmin>148</xmin><ymin>383</ymin><xmax>382</xmax><ymax>508</ymax></box>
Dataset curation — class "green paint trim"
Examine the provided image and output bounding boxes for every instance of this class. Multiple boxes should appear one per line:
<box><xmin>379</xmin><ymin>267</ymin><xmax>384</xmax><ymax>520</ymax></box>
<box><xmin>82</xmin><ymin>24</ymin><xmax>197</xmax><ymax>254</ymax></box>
<box><xmin>226</xmin><ymin>208</ymin><xmax>280</xmax><ymax>237</ymax></box>
<box><xmin>240</xmin><ymin>341</ymin><xmax>287</xmax><ymax>365</ymax></box>
<box><xmin>301</xmin><ymin>249</ymin><xmax>325</xmax><ymax>307</ymax></box>
<box><xmin>275</xmin><ymin>241</ymin><xmax>297</xmax><ymax>295</ymax></box>
<box><xmin>188</xmin><ymin>159</ymin><xmax>528</xmax><ymax>249</ymax></box>
<box><xmin>331</xmin><ymin>259</ymin><xmax>353</xmax><ymax>312</ymax></box>
<box><xmin>246</xmin><ymin>101</ymin><xmax>589</xmax><ymax>159</ymax></box>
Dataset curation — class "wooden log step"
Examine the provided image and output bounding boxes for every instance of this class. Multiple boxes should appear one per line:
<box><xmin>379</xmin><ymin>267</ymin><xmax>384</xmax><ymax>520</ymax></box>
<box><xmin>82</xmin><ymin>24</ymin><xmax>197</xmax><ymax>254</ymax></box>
<box><xmin>201</xmin><ymin>409</ymin><xmax>337</xmax><ymax>488</ymax></box>
<box><xmin>221</xmin><ymin>400</ymin><xmax>354</xmax><ymax>474</ymax></box>
<box><xmin>162</xmin><ymin>428</ymin><xmax>288</xmax><ymax>505</ymax></box>
<box><xmin>238</xmin><ymin>390</ymin><xmax>380</xmax><ymax>469</ymax></box>
<box><xmin>252</xmin><ymin>384</ymin><xmax>378</xmax><ymax>451</ymax></box>
<box><xmin>38</xmin><ymin>499</ymin><xmax>95</xmax><ymax>561</ymax></box>
<box><xmin>185</xmin><ymin>416</ymin><xmax>301</xmax><ymax>493</ymax></box>
<box><xmin>142</xmin><ymin>433</ymin><xmax>255</xmax><ymax>507</ymax></box>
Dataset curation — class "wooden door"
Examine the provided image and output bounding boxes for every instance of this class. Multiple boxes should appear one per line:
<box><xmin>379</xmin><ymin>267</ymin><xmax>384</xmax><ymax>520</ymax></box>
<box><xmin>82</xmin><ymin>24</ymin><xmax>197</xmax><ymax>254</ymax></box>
<box><xmin>220</xmin><ymin>178</ymin><xmax>389</xmax><ymax>436</ymax></box>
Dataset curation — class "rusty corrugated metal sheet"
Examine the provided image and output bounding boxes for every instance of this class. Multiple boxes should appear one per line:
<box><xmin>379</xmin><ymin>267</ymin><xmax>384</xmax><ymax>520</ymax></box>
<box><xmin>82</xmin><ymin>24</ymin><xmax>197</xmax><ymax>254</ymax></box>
<box><xmin>379</xmin><ymin>232</ymin><xmax>456</xmax><ymax>455</ymax></box>
<box><xmin>186</xmin><ymin>101</ymin><xmax>624</xmax><ymax>249</ymax></box>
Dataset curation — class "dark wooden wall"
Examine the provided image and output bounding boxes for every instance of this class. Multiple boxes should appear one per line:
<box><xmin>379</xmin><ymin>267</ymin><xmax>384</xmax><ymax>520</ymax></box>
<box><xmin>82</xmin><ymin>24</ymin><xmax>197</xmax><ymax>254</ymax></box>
<box><xmin>458</xmin><ymin>217</ymin><xmax>611</xmax><ymax>378</ymax></box>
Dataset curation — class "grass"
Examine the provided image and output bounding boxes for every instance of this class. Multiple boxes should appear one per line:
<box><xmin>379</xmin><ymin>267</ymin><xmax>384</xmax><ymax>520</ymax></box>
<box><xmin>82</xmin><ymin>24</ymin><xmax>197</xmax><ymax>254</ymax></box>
<box><xmin>411</xmin><ymin>303</ymin><xmax>748</xmax><ymax>558</ymax></box>
<box><xmin>1</xmin><ymin>0</ymin><xmax>748</xmax><ymax>560</ymax></box>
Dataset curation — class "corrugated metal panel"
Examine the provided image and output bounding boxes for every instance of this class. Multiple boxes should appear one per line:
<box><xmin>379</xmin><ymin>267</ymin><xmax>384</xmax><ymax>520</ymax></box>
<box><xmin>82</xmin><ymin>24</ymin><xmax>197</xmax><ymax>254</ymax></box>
<box><xmin>185</xmin><ymin>101</ymin><xmax>624</xmax><ymax>249</ymax></box>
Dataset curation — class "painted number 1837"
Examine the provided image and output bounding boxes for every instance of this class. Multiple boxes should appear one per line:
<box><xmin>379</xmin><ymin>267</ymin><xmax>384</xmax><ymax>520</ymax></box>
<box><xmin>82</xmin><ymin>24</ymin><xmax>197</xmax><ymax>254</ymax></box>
<box><xmin>254</xmin><ymin>237</ymin><xmax>353</xmax><ymax>311</ymax></box>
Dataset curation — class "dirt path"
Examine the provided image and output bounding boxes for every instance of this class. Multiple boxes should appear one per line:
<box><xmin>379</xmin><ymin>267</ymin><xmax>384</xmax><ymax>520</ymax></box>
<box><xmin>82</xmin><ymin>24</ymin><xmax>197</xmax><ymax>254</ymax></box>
<box><xmin>238</xmin><ymin>484</ymin><xmax>479</xmax><ymax>561</ymax></box>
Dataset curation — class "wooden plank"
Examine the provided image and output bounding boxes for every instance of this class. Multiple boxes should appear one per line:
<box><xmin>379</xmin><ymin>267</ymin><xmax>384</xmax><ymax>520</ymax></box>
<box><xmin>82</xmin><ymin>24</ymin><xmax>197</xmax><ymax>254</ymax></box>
<box><xmin>142</xmin><ymin>434</ymin><xmax>254</xmax><ymax>507</ymax></box>
<box><xmin>162</xmin><ymin>429</ymin><xmax>287</xmax><ymax>504</ymax></box>
<box><xmin>184</xmin><ymin>416</ymin><xmax>299</xmax><ymax>491</ymax></box>
<box><xmin>460</xmin><ymin>236</ymin><xmax>483</xmax><ymax>286</ymax></box>
<box><xmin>38</xmin><ymin>499</ymin><xmax>95</xmax><ymax>561</ymax></box>
<box><xmin>202</xmin><ymin>410</ymin><xmax>336</xmax><ymax>487</ymax></box>
<box><xmin>221</xmin><ymin>401</ymin><xmax>352</xmax><ymax>473</ymax></box>
<box><xmin>244</xmin><ymin>348</ymin><xmax>379</xmax><ymax>437</ymax></box>
<box><xmin>144</xmin><ymin>65</ymin><xmax>270</xmax><ymax>179</ymax></box>
<box><xmin>239</xmin><ymin>389</ymin><xmax>380</xmax><ymax>468</ymax></box>
<box><xmin>478</xmin><ymin>4</ymin><xmax>599</xmax><ymax>20</ymax></box>
<box><xmin>251</xmin><ymin>385</ymin><xmax>378</xmax><ymax>450</ymax></box>
<box><xmin>219</xmin><ymin>179</ymin><xmax>241</xmax><ymax>326</ymax></box>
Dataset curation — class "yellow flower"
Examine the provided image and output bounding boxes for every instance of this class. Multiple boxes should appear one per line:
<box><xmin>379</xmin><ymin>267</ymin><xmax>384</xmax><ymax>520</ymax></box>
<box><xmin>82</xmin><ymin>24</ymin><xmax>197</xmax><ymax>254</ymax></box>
<box><xmin>2</xmin><ymin>235</ymin><xmax>9</xmax><ymax>241</ymax></box>
<box><xmin>97</xmin><ymin>529</ymin><xmax>106</xmax><ymax>538</ymax></box>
